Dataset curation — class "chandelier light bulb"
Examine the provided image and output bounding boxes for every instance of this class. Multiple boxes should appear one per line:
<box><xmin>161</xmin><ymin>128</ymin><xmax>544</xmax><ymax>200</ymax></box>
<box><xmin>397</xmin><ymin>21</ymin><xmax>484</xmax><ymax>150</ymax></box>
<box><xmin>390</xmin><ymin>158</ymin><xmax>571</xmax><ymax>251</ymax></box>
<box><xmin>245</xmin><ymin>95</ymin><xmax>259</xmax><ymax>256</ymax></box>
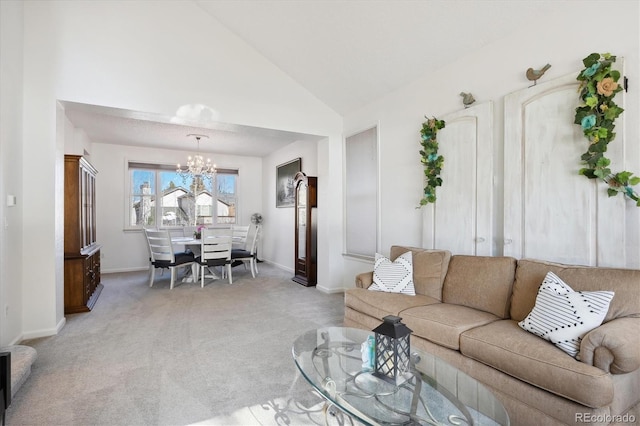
<box><xmin>176</xmin><ymin>134</ymin><xmax>217</xmax><ymax>181</ymax></box>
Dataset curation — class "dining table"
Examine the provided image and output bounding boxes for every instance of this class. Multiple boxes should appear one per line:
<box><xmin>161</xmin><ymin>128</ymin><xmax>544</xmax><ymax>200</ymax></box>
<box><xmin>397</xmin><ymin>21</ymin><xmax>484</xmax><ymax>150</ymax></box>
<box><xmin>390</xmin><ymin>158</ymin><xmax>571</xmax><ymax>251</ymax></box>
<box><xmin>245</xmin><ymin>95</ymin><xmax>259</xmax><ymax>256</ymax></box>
<box><xmin>171</xmin><ymin>231</ymin><xmax>244</xmax><ymax>283</ymax></box>
<box><xmin>170</xmin><ymin>236</ymin><xmax>214</xmax><ymax>282</ymax></box>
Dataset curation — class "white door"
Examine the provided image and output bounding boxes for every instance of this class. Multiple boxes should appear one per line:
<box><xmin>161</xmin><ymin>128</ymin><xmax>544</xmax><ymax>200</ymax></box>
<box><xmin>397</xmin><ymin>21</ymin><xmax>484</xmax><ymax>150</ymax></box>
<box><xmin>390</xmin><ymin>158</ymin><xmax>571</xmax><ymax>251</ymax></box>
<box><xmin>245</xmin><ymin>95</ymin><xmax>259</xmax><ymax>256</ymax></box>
<box><xmin>422</xmin><ymin>102</ymin><xmax>494</xmax><ymax>255</ymax></box>
<box><xmin>503</xmin><ymin>67</ymin><xmax>636</xmax><ymax>267</ymax></box>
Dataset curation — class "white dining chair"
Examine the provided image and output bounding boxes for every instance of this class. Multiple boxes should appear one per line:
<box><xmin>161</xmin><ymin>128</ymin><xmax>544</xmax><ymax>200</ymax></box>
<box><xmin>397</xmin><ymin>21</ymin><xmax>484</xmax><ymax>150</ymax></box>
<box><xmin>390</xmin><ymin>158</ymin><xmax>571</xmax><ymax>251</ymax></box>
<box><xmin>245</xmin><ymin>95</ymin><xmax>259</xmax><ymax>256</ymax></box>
<box><xmin>144</xmin><ymin>228</ymin><xmax>196</xmax><ymax>289</ymax></box>
<box><xmin>231</xmin><ymin>224</ymin><xmax>261</xmax><ymax>278</ymax></box>
<box><xmin>231</xmin><ymin>224</ymin><xmax>250</xmax><ymax>250</ymax></box>
<box><xmin>197</xmin><ymin>228</ymin><xmax>233</xmax><ymax>287</ymax></box>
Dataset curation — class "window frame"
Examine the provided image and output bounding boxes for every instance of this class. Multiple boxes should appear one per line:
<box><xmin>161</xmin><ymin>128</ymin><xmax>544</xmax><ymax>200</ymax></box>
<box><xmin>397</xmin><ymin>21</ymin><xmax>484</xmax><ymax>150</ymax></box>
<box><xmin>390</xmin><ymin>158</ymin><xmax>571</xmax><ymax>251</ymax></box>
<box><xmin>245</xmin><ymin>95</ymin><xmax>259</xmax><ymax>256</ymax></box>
<box><xmin>343</xmin><ymin>125</ymin><xmax>380</xmax><ymax>259</ymax></box>
<box><xmin>125</xmin><ymin>161</ymin><xmax>238</xmax><ymax>230</ymax></box>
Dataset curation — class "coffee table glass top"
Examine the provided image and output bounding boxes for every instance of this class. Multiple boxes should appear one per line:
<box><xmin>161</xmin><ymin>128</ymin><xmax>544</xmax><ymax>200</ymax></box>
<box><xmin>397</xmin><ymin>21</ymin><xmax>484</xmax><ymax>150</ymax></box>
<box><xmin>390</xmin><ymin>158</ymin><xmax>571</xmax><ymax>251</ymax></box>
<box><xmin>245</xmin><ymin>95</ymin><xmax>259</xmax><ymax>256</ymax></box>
<box><xmin>293</xmin><ymin>327</ymin><xmax>509</xmax><ymax>426</ymax></box>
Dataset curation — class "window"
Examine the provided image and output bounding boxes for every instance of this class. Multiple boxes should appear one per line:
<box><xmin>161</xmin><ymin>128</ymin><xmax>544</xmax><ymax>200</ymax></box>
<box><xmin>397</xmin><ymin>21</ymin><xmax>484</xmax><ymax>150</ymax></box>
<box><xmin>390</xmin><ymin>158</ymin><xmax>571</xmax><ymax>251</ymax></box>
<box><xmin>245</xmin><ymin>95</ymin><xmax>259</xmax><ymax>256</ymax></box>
<box><xmin>128</xmin><ymin>162</ymin><xmax>238</xmax><ymax>228</ymax></box>
<box><xmin>344</xmin><ymin>127</ymin><xmax>378</xmax><ymax>258</ymax></box>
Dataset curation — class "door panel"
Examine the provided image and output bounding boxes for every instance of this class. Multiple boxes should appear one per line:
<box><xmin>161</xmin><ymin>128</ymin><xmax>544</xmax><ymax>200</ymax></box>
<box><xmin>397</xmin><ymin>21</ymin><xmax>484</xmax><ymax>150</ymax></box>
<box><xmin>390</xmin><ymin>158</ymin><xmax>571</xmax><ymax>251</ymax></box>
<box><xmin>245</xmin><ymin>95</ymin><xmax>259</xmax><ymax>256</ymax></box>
<box><xmin>504</xmin><ymin>67</ymin><xmax>634</xmax><ymax>267</ymax></box>
<box><xmin>423</xmin><ymin>102</ymin><xmax>493</xmax><ymax>255</ymax></box>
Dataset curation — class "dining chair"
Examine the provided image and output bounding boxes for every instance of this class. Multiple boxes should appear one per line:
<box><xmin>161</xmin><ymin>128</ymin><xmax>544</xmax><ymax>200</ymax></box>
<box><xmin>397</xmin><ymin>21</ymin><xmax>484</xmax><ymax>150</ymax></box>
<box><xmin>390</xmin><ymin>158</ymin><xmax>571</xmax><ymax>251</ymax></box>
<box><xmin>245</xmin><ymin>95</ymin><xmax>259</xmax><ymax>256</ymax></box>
<box><xmin>144</xmin><ymin>228</ymin><xmax>196</xmax><ymax>289</ymax></box>
<box><xmin>231</xmin><ymin>224</ymin><xmax>261</xmax><ymax>278</ymax></box>
<box><xmin>197</xmin><ymin>228</ymin><xmax>233</xmax><ymax>287</ymax></box>
<box><xmin>231</xmin><ymin>224</ymin><xmax>250</xmax><ymax>250</ymax></box>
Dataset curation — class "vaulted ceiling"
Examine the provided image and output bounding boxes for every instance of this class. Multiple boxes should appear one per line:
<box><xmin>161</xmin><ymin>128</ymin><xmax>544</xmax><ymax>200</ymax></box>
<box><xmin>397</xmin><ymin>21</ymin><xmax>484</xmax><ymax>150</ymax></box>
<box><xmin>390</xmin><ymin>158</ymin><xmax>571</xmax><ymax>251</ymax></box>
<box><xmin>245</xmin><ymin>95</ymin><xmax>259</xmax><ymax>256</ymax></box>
<box><xmin>65</xmin><ymin>0</ymin><xmax>560</xmax><ymax>155</ymax></box>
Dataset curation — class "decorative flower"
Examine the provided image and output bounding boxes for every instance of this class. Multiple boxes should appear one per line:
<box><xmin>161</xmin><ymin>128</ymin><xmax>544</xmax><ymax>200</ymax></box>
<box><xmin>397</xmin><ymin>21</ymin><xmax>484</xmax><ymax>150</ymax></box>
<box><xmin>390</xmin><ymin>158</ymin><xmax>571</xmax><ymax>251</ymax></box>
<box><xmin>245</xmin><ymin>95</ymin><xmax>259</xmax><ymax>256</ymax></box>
<box><xmin>575</xmin><ymin>52</ymin><xmax>639</xmax><ymax>207</ymax></box>
<box><xmin>418</xmin><ymin>117</ymin><xmax>446</xmax><ymax>206</ymax></box>
<box><xmin>585</xmin><ymin>96</ymin><xmax>598</xmax><ymax>107</ymax></box>
<box><xmin>581</xmin><ymin>115</ymin><xmax>596</xmax><ymax>130</ymax></box>
<box><xmin>194</xmin><ymin>225</ymin><xmax>206</xmax><ymax>238</ymax></box>
<box><xmin>582</xmin><ymin>63</ymin><xmax>600</xmax><ymax>77</ymax></box>
<box><xmin>596</xmin><ymin>77</ymin><xmax>618</xmax><ymax>97</ymax></box>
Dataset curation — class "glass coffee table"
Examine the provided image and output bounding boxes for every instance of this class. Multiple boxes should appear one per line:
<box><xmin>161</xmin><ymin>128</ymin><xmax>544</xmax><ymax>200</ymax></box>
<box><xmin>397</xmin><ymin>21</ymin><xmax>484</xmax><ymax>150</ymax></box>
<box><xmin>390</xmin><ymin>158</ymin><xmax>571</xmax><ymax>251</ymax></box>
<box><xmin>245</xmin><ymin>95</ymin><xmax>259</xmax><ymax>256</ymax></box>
<box><xmin>292</xmin><ymin>327</ymin><xmax>509</xmax><ymax>425</ymax></box>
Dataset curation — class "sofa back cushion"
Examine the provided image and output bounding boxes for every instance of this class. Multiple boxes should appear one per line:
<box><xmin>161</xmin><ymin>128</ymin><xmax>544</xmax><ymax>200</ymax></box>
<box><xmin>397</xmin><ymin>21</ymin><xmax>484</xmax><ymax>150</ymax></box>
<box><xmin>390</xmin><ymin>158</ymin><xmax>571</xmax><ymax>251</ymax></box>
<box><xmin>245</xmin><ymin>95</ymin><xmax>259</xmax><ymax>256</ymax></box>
<box><xmin>511</xmin><ymin>259</ymin><xmax>640</xmax><ymax>322</ymax></box>
<box><xmin>389</xmin><ymin>246</ymin><xmax>451</xmax><ymax>300</ymax></box>
<box><xmin>442</xmin><ymin>255</ymin><xmax>517</xmax><ymax>318</ymax></box>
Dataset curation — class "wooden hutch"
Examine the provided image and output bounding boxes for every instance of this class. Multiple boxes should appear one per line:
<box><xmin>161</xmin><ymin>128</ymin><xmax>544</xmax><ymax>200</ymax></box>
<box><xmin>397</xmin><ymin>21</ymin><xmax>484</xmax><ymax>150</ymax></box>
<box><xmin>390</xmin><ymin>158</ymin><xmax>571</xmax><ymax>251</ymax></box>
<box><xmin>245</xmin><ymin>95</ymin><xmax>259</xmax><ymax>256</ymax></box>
<box><xmin>64</xmin><ymin>155</ymin><xmax>102</xmax><ymax>314</ymax></box>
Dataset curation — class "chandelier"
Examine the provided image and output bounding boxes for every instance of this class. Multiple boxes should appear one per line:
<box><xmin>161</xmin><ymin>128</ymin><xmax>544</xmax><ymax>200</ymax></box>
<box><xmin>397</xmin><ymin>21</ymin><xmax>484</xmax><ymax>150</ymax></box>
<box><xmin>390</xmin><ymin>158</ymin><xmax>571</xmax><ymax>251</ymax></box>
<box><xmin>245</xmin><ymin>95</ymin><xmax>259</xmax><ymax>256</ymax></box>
<box><xmin>176</xmin><ymin>134</ymin><xmax>216</xmax><ymax>181</ymax></box>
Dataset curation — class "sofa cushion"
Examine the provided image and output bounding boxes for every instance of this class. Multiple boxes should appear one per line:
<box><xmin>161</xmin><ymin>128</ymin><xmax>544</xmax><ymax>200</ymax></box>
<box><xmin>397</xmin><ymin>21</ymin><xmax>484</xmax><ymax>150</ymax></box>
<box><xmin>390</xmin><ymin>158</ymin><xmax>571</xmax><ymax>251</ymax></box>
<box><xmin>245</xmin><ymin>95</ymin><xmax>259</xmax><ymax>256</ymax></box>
<box><xmin>460</xmin><ymin>320</ymin><xmax>613</xmax><ymax>408</ymax></box>
<box><xmin>344</xmin><ymin>288</ymin><xmax>439</xmax><ymax>321</ymax></box>
<box><xmin>370</xmin><ymin>251</ymin><xmax>415</xmax><ymax>295</ymax></box>
<box><xmin>442</xmin><ymin>255</ymin><xmax>517</xmax><ymax>318</ymax></box>
<box><xmin>510</xmin><ymin>258</ymin><xmax>640</xmax><ymax>322</ymax></box>
<box><xmin>344</xmin><ymin>307</ymin><xmax>390</xmax><ymax>330</ymax></box>
<box><xmin>519</xmin><ymin>271</ymin><xmax>614</xmax><ymax>358</ymax></box>
<box><xmin>389</xmin><ymin>246</ymin><xmax>451</xmax><ymax>300</ymax></box>
<box><xmin>402</xmin><ymin>304</ymin><xmax>499</xmax><ymax>350</ymax></box>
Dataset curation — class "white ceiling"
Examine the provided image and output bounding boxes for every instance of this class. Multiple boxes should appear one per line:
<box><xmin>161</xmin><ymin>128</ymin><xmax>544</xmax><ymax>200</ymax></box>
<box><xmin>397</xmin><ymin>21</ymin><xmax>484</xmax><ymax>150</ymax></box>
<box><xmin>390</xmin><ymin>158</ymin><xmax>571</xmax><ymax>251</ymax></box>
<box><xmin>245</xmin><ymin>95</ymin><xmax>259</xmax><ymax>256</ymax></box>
<box><xmin>196</xmin><ymin>0</ymin><xmax>552</xmax><ymax>115</ymax></box>
<box><xmin>65</xmin><ymin>0</ymin><xmax>557</xmax><ymax>157</ymax></box>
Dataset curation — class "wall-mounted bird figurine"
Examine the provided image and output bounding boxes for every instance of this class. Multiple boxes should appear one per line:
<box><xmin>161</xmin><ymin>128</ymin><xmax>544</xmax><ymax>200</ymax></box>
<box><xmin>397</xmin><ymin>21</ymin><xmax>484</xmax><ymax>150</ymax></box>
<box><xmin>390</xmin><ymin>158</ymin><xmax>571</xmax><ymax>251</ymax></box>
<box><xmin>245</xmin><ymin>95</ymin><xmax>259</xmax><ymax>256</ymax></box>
<box><xmin>526</xmin><ymin>63</ymin><xmax>551</xmax><ymax>87</ymax></box>
<box><xmin>460</xmin><ymin>92</ymin><xmax>476</xmax><ymax>108</ymax></box>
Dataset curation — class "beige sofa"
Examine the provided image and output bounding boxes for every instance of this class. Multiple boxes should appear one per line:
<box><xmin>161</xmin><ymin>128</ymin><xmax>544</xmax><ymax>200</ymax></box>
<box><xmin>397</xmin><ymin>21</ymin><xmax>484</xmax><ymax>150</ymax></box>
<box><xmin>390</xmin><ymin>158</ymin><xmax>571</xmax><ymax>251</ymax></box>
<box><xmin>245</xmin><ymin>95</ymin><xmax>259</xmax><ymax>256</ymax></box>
<box><xmin>344</xmin><ymin>246</ymin><xmax>640</xmax><ymax>426</ymax></box>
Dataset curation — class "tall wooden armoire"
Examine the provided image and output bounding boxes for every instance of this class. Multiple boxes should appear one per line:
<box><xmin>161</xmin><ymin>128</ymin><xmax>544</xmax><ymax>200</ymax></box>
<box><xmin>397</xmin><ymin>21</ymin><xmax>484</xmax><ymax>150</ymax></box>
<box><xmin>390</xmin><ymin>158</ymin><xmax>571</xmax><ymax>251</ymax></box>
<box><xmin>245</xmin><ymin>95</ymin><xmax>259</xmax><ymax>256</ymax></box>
<box><xmin>64</xmin><ymin>155</ymin><xmax>102</xmax><ymax>314</ymax></box>
<box><xmin>293</xmin><ymin>172</ymin><xmax>317</xmax><ymax>286</ymax></box>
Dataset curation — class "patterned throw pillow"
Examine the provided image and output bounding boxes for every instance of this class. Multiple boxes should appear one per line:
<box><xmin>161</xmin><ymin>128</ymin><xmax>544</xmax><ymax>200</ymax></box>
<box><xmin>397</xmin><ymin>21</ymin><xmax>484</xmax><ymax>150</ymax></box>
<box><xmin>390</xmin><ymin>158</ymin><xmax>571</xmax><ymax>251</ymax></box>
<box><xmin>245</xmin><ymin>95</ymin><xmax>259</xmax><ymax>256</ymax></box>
<box><xmin>518</xmin><ymin>271</ymin><xmax>614</xmax><ymax>358</ymax></box>
<box><xmin>369</xmin><ymin>251</ymin><xmax>415</xmax><ymax>296</ymax></box>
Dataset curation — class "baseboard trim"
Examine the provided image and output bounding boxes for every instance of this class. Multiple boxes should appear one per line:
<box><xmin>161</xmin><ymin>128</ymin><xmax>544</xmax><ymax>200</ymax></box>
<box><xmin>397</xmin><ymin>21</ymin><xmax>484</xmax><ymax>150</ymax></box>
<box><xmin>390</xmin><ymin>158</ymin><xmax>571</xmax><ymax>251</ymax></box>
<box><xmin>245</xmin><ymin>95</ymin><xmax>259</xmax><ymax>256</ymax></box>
<box><xmin>56</xmin><ymin>317</ymin><xmax>66</xmax><ymax>334</ymax></box>
<box><xmin>261</xmin><ymin>260</ymin><xmax>293</xmax><ymax>273</ymax></box>
<box><xmin>9</xmin><ymin>335</ymin><xmax>24</xmax><ymax>346</ymax></box>
<box><xmin>21</xmin><ymin>325</ymin><xmax>62</xmax><ymax>341</ymax></box>
<box><xmin>316</xmin><ymin>284</ymin><xmax>347</xmax><ymax>294</ymax></box>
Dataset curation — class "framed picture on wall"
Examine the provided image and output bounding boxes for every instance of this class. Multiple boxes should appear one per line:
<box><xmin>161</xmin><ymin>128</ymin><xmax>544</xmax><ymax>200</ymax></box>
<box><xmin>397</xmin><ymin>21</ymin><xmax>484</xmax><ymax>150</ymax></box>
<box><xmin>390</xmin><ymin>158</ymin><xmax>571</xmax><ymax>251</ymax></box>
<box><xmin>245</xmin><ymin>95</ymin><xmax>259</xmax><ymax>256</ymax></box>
<box><xmin>276</xmin><ymin>158</ymin><xmax>301</xmax><ymax>207</ymax></box>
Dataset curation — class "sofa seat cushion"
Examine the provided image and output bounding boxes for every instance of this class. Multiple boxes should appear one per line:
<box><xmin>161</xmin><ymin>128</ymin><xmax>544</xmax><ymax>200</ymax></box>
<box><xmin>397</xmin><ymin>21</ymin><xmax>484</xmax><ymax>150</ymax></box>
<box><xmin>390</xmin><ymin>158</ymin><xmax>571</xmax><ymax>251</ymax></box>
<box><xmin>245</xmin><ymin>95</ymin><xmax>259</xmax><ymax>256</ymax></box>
<box><xmin>344</xmin><ymin>288</ymin><xmax>439</xmax><ymax>321</ymax></box>
<box><xmin>460</xmin><ymin>320</ymin><xmax>613</xmax><ymax>408</ymax></box>
<box><xmin>402</xmin><ymin>304</ymin><xmax>499</xmax><ymax>350</ymax></box>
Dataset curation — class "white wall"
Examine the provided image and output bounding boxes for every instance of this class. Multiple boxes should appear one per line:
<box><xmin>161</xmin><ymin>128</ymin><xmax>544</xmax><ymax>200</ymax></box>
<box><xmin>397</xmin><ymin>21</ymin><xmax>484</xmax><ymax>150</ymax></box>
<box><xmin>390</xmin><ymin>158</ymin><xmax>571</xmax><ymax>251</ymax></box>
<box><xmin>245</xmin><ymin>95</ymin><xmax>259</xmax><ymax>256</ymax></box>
<box><xmin>262</xmin><ymin>140</ymin><xmax>319</xmax><ymax>272</ymax></box>
<box><xmin>91</xmin><ymin>142</ymin><xmax>264</xmax><ymax>273</ymax></box>
<box><xmin>260</xmin><ymin>137</ymin><xmax>344</xmax><ymax>294</ymax></box>
<box><xmin>16</xmin><ymin>0</ymin><xmax>342</xmax><ymax>341</ymax></box>
<box><xmin>342</xmin><ymin>0</ymin><xmax>640</xmax><ymax>282</ymax></box>
<box><xmin>0</xmin><ymin>1</ymin><xmax>24</xmax><ymax>346</ymax></box>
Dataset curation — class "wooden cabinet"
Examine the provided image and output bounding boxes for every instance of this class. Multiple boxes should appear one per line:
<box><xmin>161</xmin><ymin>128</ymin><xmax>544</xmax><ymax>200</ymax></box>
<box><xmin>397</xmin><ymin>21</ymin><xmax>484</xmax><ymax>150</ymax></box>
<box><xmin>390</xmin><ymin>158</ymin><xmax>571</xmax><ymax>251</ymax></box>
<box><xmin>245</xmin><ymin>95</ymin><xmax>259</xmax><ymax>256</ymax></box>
<box><xmin>64</xmin><ymin>155</ymin><xmax>102</xmax><ymax>314</ymax></box>
<box><xmin>293</xmin><ymin>172</ymin><xmax>317</xmax><ymax>286</ymax></box>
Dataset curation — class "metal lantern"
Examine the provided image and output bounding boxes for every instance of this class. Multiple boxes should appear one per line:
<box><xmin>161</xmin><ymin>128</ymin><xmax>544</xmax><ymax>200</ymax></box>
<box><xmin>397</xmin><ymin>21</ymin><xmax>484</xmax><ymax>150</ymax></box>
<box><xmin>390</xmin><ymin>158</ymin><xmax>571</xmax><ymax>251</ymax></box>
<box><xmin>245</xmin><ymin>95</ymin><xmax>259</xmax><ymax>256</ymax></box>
<box><xmin>373</xmin><ymin>315</ymin><xmax>412</xmax><ymax>385</ymax></box>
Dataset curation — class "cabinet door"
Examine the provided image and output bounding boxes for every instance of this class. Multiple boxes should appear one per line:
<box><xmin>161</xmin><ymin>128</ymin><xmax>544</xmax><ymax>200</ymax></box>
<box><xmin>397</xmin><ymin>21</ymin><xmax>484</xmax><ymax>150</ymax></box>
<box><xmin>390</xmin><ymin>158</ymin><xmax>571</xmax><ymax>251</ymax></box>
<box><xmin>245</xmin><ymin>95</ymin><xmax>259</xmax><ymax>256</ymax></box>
<box><xmin>422</xmin><ymin>102</ymin><xmax>494</xmax><ymax>255</ymax></box>
<box><xmin>504</xmin><ymin>68</ymin><xmax>637</xmax><ymax>267</ymax></box>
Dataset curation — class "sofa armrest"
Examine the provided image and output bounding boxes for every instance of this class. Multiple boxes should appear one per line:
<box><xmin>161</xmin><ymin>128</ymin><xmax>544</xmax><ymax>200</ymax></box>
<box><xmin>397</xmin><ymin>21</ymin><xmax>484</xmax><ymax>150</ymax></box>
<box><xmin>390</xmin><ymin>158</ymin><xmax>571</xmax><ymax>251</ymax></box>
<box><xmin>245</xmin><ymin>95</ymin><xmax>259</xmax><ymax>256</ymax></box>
<box><xmin>579</xmin><ymin>317</ymin><xmax>640</xmax><ymax>374</ymax></box>
<box><xmin>355</xmin><ymin>271</ymin><xmax>374</xmax><ymax>289</ymax></box>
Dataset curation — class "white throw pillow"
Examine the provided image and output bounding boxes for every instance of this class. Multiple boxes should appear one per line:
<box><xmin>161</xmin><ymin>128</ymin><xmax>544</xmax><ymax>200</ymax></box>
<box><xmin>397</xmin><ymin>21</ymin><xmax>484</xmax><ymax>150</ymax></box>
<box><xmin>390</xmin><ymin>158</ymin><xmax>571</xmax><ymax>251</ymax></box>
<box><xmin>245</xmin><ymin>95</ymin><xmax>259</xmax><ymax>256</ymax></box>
<box><xmin>369</xmin><ymin>251</ymin><xmax>415</xmax><ymax>296</ymax></box>
<box><xmin>518</xmin><ymin>271</ymin><xmax>614</xmax><ymax>358</ymax></box>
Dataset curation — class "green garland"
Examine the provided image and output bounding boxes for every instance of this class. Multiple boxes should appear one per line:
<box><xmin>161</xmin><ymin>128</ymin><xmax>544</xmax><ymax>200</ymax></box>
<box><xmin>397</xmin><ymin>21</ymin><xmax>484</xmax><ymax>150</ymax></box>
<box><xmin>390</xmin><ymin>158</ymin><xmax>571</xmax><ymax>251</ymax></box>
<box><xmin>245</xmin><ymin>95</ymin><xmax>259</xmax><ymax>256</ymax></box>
<box><xmin>575</xmin><ymin>53</ymin><xmax>639</xmax><ymax>206</ymax></box>
<box><xmin>418</xmin><ymin>117</ymin><xmax>446</xmax><ymax>206</ymax></box>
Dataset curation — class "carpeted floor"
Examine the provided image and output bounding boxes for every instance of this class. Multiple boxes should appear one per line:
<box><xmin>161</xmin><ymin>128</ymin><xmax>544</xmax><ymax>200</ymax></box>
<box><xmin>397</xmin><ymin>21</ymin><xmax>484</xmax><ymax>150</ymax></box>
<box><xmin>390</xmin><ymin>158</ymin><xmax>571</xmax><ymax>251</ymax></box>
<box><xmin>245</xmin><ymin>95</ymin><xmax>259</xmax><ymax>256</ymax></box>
<box><xmin>6</xmin><ymin>263</ymin><xmax>351</xmax><ymax>426</ymax></box>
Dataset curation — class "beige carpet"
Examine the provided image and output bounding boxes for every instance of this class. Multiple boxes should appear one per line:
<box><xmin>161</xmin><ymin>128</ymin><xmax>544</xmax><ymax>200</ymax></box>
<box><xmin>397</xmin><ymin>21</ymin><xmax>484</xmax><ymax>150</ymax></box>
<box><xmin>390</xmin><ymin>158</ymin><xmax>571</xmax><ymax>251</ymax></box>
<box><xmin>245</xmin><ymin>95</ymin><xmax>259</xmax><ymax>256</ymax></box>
<box><xmin>6</xmin><ymin>264</ymin><xmax>352</xmax><ymax>426</ymax></box>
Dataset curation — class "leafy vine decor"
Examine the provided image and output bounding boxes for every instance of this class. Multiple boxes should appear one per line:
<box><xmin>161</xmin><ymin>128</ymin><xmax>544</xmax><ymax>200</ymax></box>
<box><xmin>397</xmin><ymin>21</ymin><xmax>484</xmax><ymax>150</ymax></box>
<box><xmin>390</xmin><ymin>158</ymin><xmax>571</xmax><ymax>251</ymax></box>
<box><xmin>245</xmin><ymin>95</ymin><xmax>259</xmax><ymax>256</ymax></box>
<box><xmin>418</xmin><ymin>117</ymin><xmax>446</xmax><ymax>206</ymax></box>
<box><xmin>575</xmin><ymin>52</ymin><xmax>639</xmax><ymax>206</ymax></box>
